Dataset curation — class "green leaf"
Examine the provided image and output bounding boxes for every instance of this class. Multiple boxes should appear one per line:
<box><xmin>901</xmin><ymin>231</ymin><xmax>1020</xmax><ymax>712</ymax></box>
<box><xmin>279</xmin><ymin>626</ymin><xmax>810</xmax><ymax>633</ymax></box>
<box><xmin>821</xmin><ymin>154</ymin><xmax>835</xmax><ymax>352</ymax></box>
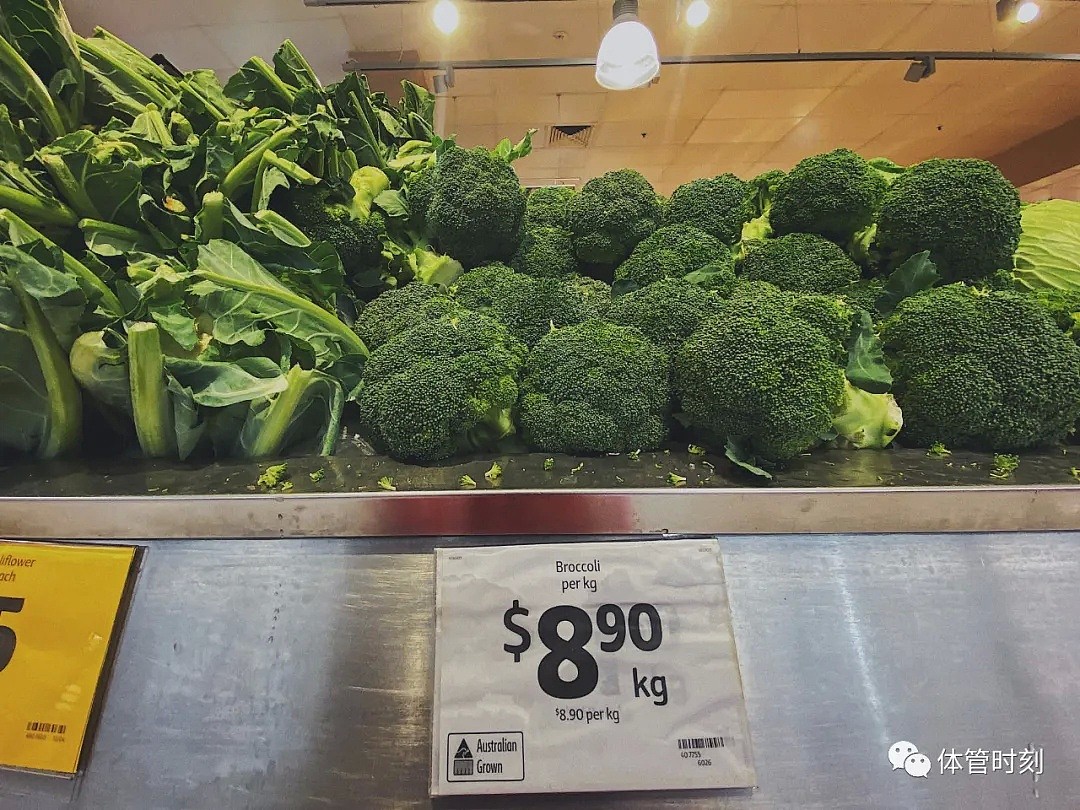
<box><xmin>38</xmin><ymin>131</ymin><xmax>146</xmax><ymax>226</ymax></box>
<box><xmin>193</xmin><ymin>240</ymin><xmax>368</xmax><ymax>365</ymax></box>
<box><xmin>845</xmin><ymin>310</ymin><xmax>892</xmax><ymax>394</ymax></box>
<box><xmin>374</xmin><ymin>189</ymin><xmax>409</xmax><ymax>218</ymax></box>
<box><xmin>0</xmin><ymin>21</ymin><xmax>66</xmax><ymax>139</ymax></box>
<box><xmin>1</xmin><ymin>0</ymin><xmax>85</xmax><ymax>132</ymax></box>
<box><xmin>724</xmin><ymin>438</ymin><xmax>773</xmax><ymax>481</ymax></box>
<box><xmin>224</xmin><ymin>55</ymin><xmax>297</xmax><ymax>111</ymax></box>
<box><xmin>272</xmin><ymin>40</ymin><xmax>323</xmax><ymax>98</ymax></box>
<box><xmin>230</xmin><ymin>365</ymin><xmax>344</xmax><ymax>459</ymax></box>
<box><xmin>78</xmin><ymin>28</ymin><xmax>181</xmax><ymax>125</ymax></box>
<box><xmin>876</xmin><ymin>250</ymin><xmax>938</xmax><ymax>315</ymax></box>
<box><xmin>80</xmin><ymin>218</ymin><xmax>157</xmax><ymax>257</ymax></box>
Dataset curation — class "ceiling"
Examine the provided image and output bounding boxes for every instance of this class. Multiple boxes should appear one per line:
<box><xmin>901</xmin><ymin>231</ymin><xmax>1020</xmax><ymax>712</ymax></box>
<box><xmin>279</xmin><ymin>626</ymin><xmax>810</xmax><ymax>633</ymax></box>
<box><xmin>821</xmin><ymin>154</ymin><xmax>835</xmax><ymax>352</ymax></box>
<box><xmin>66</xmin><ymin>0</ymin><xmax>1080</xmax><ymax>195</ymax></box>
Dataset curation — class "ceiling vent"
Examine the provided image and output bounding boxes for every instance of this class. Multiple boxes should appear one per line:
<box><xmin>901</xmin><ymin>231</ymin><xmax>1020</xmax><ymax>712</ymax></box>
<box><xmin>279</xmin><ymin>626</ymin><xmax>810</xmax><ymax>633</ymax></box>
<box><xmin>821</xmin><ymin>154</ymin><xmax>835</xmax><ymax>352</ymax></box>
<box><xmin>548</xmin><ymin>125</ymin><xmax>593</xmax><ymax>147</ymax></box>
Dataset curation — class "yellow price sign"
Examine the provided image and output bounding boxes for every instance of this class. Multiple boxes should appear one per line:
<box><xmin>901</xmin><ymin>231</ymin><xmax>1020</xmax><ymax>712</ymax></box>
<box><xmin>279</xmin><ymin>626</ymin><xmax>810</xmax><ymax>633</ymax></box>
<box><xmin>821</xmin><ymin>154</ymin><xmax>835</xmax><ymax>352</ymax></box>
<box><xmin>0</xmin><ymin>541</ymin><xmax>137</xmax><ymax>776</ymax></box>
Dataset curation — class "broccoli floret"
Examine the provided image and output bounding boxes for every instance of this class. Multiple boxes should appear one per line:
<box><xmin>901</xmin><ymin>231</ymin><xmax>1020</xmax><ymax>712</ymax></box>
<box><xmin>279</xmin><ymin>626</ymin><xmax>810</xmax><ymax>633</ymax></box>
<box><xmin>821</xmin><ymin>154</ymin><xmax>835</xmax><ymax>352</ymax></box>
<box><xmin>605</xmin><ymin>278</ymin><xmax>724</xmax><ymax>354</ymax></box>
<box><xmin>453</xmin><ymin>263</ymin><xmax>610</xmax><ymax>346</ymax></box>
<box><xmin>770</xmin><ymin>149</ymin><xmax>887</xmax><ymax>244</ymax></box>
<box><xmin>879</xmin><ymin>284</ymin><xmax>1080</xmax><ymax>450</ymax></box>
<box><xmin>427</xmin><ymin>145</ymin><xmax>526</xmax><ymax>267</ymax></box>
<box><xmin>519</xmin><ymin>320</ymin><xmax>671</xmax><ymax>454</ymax></box>
<box><xmin>667</xmin><ymin>174</ymin><xmax>752</xmax><ymax>245</ymax></box>
<box><xmin>726</xmin><ymin>280</ymin><xmax>857</xmax><ymax>361</ymax></box>
<box><xmin>279</xmin><ymin>167</ymin><xmax>390</xmax><ymax>290</ymax></box>
<box><xmin>876</xmin><ymin>158</ymin><xmax>1021</xmax><ymax>283</ymax></box>
<box><xmin>675</xmin><ymin>293</ymin><xmax>847</xmax><ymax>463</ymax></box>
<box><xmin>512</xmin><ymin>226</ymin><xmax>578</xmax><ymax>278</ymax></box>
<box><xmin>356</xmin><ymin>312</ymin><xmax>527</xmax><ymax>462</ymax></box>
<box><xmin>739</xmin><ymin>233</ymin><xmax>861</xmax><ymax>294</ymax></box>
<box><xmin>525</xmin><ymin>186</ymin><xmax>575</xmax><ymax>229</ymax></box>
<box><xmin>352</xmin><ymin>282</ymin><xmax>463</xmax><ymax>350</ymax></box>
<box><xmin>406</xmin><ymin>164</ymin><xmax>435</xmax><ymax>233</ymax></box>
<box><xmin>614</xmin><ymin>224</ymin><xmax>733</xmax><ymax>291</ymax></box>
<box><xmin>566</xmin><ymin>169</ymin><xmax>662</xmax><ymax>276</ymax></box>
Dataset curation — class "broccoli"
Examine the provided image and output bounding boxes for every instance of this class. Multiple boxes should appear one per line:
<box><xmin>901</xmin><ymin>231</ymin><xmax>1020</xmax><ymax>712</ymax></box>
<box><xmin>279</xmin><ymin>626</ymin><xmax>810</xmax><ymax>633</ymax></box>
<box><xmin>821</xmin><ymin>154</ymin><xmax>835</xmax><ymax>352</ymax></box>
<box><xmin>875</xmin><ymin>158</ymin><xmax>1021</xmax><ymax>283</ymax></box>
<box><xmin>566</xmin><ymin>169</ymin><xmax>662</xmax><ymax>276</ymax></box>
<box><xmin>405</xmin><ymin>164</ymin><xmax>435</xmax><ymax>234</ymax></box>
<box><xmin>739</xmin><ymin>233</ymin><xmax>861</xmax><ymax>294</ymax></box>
<box><xmin>427</xmin><ymin>145</ymin><xmax>526</xmax><ymax>267</ymax></box>
<box><xmin>453</xmin><ymin>262</ymin><xmax>610</xmax><ymax>346</ymax></box>
<box><xmin>667</xmin><ymin>173</ymin><xmax>752</xmax><ymax>245</ymax></box>
<box><xmin>879</xmin><ymin>284</ymin><xmax>1080</xmax><ymax>450</ymax></box>
<box><xmin>352</xmin><ymin>282</ymin><xmax>463</xmax><ymax>351</ymax></box>
<box><xmin>512</xmin><ymin>225</ymin><xmax>578</xmax><ymax>278</ymax></box>
<box><xmin>770</xmin><ymin>149</ymin><xmax>887</xmax><ymax>244</ymax></box>
<box><xmin>279</xmin><ymin>167</ymin><xmax>390</xmax><ymax>291</ymax></box>
<box><xmin>356</xmin><ymin>312</ymin><xmax>528</xmax><ymax>462</ymax></box>
<box><xmin>1026</xmin><ymin>287</ymin><xmax>1080</xmax><ymax>342</ymax></box>
<box><xmin>614</xmin><ymin>224</ymin><xmax>734</xmax><ymax>292</ymax></box>
<box><xmin>524</xmin><ymin>186</ymin><xmax>575</xmax><ymax>229</ymax></box>
<box><xmin>605</xmin><ymin>278</ymin><xmax>724</xmax><ymax>354</ymax></box>
<box><xmin>675</xmin><ymin>282</ymin><xmax>889</xmax><ymax>462</ymax></box>
<box><xmin>675</xmin><ymin>294</ymin><xmax>847</xmax><ymax>463</ymax></box>
<box><xmin>519</xmin><ymin>320</ymin><xmax>671</xmax><ymax>454</ymax></box>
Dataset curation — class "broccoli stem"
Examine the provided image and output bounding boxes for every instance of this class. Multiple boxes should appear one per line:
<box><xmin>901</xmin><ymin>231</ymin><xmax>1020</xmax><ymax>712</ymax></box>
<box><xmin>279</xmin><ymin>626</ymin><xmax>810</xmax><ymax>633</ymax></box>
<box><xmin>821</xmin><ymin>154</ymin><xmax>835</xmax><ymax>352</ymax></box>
<box><xmin>80</xmin><ymin>218</ymin><xmax>157</xmax><ymax>253</ymax></box>
<box><xmin>199</xmin><ymin>191</ymin><xmax>225</xmax><ymax>240</ymax></box>
<box><xmin>127</xmin><ymin>322</ymin><xmax>175</xmax><ymax>458</ymax></box>
<box><xmin>219</xmin><ymin>125</ymin><xmax>299</xmax><ymax>199</ymax></box>
<box><xmin>142</xmin><ymin>104</ymin><xmax>175</xmax><ymax>146</ymax></box>
<box><xmin>0</xmin><ymin>210</ymin><xmax>124</xmax><ymax>316</ymax></box>
<box><xmin>252</xmin><ymin>209</ymin><xmax>310</xmax><ymax>244</ymax></box>
<box><xmin>11</xmin><ymin>278</ymin><xmax>82</xmax><ymax>458</ymax></box>
<box><xmin>0</xmin><ymin>35</ymin><xmax>68</xmax><ymax>140</ymax></box>
<box><xmin>241</xmin><ymin>366</ymin><xmax>344</xmax><ymax>458</ymax></box>
<box><xmin>262</xmin><ymin>149</ymin><xmax>319</xmax><ymax>185</ymax></box>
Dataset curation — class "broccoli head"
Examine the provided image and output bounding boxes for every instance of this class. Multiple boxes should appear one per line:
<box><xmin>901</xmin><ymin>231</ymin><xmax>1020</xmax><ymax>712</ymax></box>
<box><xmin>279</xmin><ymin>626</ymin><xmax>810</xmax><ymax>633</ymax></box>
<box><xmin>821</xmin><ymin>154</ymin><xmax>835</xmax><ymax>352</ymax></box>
<box><xmin>674</xmin><ymin>291</ymin><xmax>848</xmax><ymax>463</ymax></box>
<box><xmin>875</xmin><ymin>158</ymin><xmax>1021</xmax><ymax>283</ymax></box>
<box><xmin>427</xmin><ymin>145</ymin><xmax>526</xmax><ymax>268</ymax></box>
<box><xmin>352</xmin><ymin>282</ymin><xmax>463</xmax><ymax>351</ymax></box>
<box><xmin>279</xmin><ymin>167</ymin><xmax>390</xmax><ymax>291</ymax></box>
<box><xmin>453</xmin><ymin>263</ymin><xmax>610</xmax><ymax>346</ymax></box>
<box><xmin>614</xmin><ymin>224</ymin><xmax>733</xmax><ymax>292</ymax></box>
<box><xmin>839</xmin><ymin>278</ymin><xmax>887</xmax><ymax>319</ymax></box>
<box><xmin>519</xmin><ymin>320</ymin><xmax>671</xmax><ymax>454</ymax></box>
<box><xmin>605</xmin><ymin>278</ymin><xmax>724</xmax><ymax>355</ymax></box>
<box><xmin>524</xmin><ymin>186</ymin><xmax>575</xmax><ymax>229</ymax></box>
<box><xmin>726</xmin><ymin>279</ymin><xmax>857</xmax><ymax>361</ymax></box>
<box><xmin>739</xmin><ymin>232</ymin><xmax>861</xmax><ymax>294</ymax></box>
<box><xmin>770</xmin><ymin>149</ymin><xmax>887</xmax><ymax>243</ymax></box>
<box><xmin>667</xmin><ymin>173</ymin><xmax>752</xmax><ymax>245</ymax></box>
<box><xmin>1027</xmin><ymin>287</ymin><xmax>1080</xmax><ymax>342</ymax></box>
<box><xmin>356</xmin><ymin>312</ymin><xmax>527</xmax><ymax>462</ymax></box>
<box><xmin>566</xmin><ymin>169</ymin><xmax>662</xmax><ymax>275</ymax></box>
<box><xmin>512</xmin><ymin>225</ymin><xmax>578</xmax><ymax>278</ymax></box>
<box><xmin>879</xmin><ymin>284</ymin><xmax>1080</xmax><ymax>450</ymax></box>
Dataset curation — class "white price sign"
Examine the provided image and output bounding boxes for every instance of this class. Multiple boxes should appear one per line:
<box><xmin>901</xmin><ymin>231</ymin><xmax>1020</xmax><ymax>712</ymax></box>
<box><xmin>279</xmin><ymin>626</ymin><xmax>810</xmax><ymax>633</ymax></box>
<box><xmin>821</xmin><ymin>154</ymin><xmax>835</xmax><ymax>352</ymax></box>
<box><xmin>430</xmin><ymin>539</ymin><xmax>755</xmax><ymax>796</ymax></box>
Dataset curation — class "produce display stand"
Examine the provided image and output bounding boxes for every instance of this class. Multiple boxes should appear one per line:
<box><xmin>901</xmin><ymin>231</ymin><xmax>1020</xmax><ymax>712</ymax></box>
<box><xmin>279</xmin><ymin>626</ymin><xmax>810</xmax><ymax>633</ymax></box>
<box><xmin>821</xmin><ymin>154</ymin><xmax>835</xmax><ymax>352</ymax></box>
<box><xmin>2</xmin><ymin>451</ymin><xmax>1079</xmax><ymax>809</ymax></box>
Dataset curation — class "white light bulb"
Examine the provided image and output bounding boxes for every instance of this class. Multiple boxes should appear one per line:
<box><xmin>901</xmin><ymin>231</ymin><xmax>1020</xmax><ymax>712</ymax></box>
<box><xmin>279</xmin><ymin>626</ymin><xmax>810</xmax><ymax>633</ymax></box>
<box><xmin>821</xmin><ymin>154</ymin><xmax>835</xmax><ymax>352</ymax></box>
<box><xmin>1016</xmin><ymin>1</ymin><xmax>1039</xmax><ymax>23</ymax></box>
<box><xmin>685</xmin><ymin>0</ymin><xmax>710</xmax><ymax>28</ymax></box>
<box><xmin>595</xmin><ymin>19</ymin><xmax>661</xmax><ymax>91</ymax></box>
<box><xmin>433</xmin><ymin>0</ymin><xmax>460</xmax><ymax>34</ymax></box>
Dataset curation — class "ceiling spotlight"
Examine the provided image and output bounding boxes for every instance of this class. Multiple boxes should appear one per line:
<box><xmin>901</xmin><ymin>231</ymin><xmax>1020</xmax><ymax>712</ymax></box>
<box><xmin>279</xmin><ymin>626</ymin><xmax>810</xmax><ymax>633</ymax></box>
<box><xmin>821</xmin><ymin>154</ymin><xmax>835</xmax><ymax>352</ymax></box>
<box><xmin>685</xmin><ymin>0</ymin><xmax>710</xmax><ymax>28</ymax></box>
<box><xmin>997</xmin><ymin>0</ymin><xmax>1040</xmax><ymax>23</ymax></box>
<box><xmin>903</xmin><ymin>56</ymin><xmax>936</xmax><ymax>84</ymax></box>
<box><xmin>433</xmin><ymin>0</ymin><xmax>459</xmax><ymax>34</ymax></box>
<box><xmin>596</xmin><ymin>0</ymin><xmax>661</xmax><ymax>91</ymax></box>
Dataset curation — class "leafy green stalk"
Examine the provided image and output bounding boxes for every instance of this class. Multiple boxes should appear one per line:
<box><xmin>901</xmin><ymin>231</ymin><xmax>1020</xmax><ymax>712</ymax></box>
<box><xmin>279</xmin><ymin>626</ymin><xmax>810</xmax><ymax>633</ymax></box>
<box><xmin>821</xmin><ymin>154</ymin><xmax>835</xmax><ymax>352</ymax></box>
<box><xmin>198</xmin><ymin>191</ymin><xmax>225</xmax><ymax>239</ymax></box>
<box><xmin>0</xmin><ymin>32</ymin><xmax>66</xmax><ymax>139</ymax></box>
<box><xmin>37</xmin><ymin>151</ymin><xmax>102</xmax><ymax>220</ymax></box>
<box><xmin>127</xmin><ymin>321</ymin><xmax>174</xmax><ymax>457</ymax></box>
<box><xmin>80</xmin><ymin>218</ymin><xmax>157</xmax><ymax>256</ymax></box>
<box><xmin>77</xmin><ymin>29</ymin><xmax>174</xmax><ymax>108</ymax></box>
<box><xmin>10</xmin><ymin>276</ymin><xmax>82</xmax><ymax>457</ymax></box>
<box><xmin>219</xmin><ymin>124</ymin><xmax>299</xmax><ymax>199</ymax></box>
<box><xmin>0</xmin><ymin>209</ymin><xmax>123</xmax><ymax>316</ymax></box>
<box><xmin>0</xmin><ymin>175</ymin><xmax>78</xmax><ymax>227</ymax></box>
<box><xmin>237</xmin><ymin>365</ymin><xmax>343</xmax><ymax>458</ymax></box>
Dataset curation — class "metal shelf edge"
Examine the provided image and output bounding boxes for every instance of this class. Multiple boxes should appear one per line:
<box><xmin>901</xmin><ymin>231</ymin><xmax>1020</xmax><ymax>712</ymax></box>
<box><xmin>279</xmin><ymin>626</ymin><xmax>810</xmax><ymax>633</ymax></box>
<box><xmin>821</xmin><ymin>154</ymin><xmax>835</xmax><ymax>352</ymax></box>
<box><xmin>0</xmin><ymin>486</ymin><xmax>1077</xmax><ymax>539</ymax></box>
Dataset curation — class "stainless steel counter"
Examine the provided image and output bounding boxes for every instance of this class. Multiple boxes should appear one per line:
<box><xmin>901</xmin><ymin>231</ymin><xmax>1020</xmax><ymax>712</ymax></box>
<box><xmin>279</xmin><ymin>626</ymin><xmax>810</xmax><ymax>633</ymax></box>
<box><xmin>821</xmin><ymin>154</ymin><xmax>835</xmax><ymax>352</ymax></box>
<box><xmin>2</xmin><ymin>532</ymin><xmax>1078</xmax><ymax>809</ymax></box>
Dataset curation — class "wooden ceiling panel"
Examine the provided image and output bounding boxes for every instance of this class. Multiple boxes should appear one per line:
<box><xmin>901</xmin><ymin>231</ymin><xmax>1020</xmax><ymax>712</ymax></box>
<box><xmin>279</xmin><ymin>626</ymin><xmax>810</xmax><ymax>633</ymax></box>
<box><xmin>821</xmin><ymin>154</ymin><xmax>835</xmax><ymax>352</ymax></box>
<box><xmin>688</xmin><ymin>117</ymin><xmax>801</xmax><ymax>145</ymax></box>
<box><xmin>703</xmin><ymin>88</ymin><xmax>832</xmax><ymax>120</ymax></box>
<box><xmin>794</xmin><ymin>2</ymin><xmax>925</xmax><ymax>51</ymax></box>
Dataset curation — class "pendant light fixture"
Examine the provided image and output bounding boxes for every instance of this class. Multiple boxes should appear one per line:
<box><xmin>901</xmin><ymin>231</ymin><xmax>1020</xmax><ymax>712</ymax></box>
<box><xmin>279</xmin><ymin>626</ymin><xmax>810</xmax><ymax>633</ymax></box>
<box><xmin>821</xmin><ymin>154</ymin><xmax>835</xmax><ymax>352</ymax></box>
<box><xmin>595</xmin><ymin>0</ymin><xmax>660</xmax><ymax>91</ymax></box>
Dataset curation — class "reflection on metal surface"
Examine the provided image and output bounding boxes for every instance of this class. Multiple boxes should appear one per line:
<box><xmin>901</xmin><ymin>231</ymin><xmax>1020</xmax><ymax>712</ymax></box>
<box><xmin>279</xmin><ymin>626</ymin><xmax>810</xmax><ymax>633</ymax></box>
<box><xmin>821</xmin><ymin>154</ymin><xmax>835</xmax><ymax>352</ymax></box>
<box><xmin>0</xmin><ymin>533</ymin><xmax>1078</xmax><ymax>809</ymax></box>
<box><xmin>0</xmin><ymin>486</ymin><xmax>1078</xmax><ymax>539</ymax></box>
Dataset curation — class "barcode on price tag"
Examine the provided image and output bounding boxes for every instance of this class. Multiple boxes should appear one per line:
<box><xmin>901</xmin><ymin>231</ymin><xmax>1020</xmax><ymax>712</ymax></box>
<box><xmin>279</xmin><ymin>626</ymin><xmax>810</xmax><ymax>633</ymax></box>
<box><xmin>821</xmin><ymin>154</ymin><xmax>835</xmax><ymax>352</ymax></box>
<box><xmin>430</xmin><ymin>539</ymin><xmax>755</xmax><ymax>796</ymax></box>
